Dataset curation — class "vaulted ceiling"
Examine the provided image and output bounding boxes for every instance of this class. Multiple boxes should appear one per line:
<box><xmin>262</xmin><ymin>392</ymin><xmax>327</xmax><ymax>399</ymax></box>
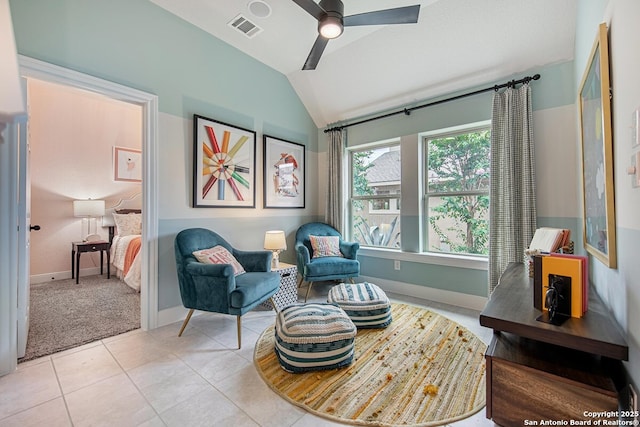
<box><xmin>150</xmin><ymin>0</ymin><xmax>577</xmax><ymax>127</ymax></box>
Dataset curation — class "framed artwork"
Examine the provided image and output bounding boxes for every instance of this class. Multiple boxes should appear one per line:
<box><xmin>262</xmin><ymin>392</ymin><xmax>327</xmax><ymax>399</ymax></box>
<box><xmin>193</xmin><ymin>114</ymin><xmax>256</xmax><ymax>208</ymax></box>
<box><xmin>578</xmin><ymin>23</ymin><xmax>616</xmax><ymax>268</ymax></box>
<box><xmin>263</xmin><ymin>135</ymin><xmax>305</xmax><ymax>208</ymax></box>
<box><xmin>113</xmin><ymin>146</ymin><xmax>142</xmax><ymax>182</ymax></box>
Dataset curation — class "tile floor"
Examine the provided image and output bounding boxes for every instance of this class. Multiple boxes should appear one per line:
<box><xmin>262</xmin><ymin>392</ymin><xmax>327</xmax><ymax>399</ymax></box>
<box><xmin>0</xmin><ymin>281</ymin><xmax>497</xmax><ymax>427</ymax></box>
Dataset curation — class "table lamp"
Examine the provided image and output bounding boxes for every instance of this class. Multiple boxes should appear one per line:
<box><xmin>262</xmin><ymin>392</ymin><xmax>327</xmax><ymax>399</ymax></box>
<box><xmin>73</xmin><ymin>199</ymin><xmax>105</xmax><ymax>241</ymax></box>
<box><xmin>264</xmin><ymin>230</ymin><xmax>286</xmax><ymax>269</ymax></box>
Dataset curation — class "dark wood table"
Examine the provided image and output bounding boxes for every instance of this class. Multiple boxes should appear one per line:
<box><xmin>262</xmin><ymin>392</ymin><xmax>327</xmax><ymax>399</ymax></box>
<box><xmin>480</xmin><ymin>262</ymin><xmax>629</xmax><ymax>425</ymax></box>
<box><xmin>480</xmin><ymin>262</ymin><xmax>628</xmax><ymax>360</ymax></box>
<box><xmin>71</xmin><ymin>241</ymin><xmax>110</xmax><ymax>284</ymax></box>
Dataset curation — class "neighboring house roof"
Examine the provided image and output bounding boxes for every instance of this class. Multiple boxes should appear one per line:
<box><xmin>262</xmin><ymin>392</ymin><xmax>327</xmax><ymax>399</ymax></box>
<box><xmin>366</xmin><ymin>150</ymin><xmax>400</xmax><ymax>184</ymax></box>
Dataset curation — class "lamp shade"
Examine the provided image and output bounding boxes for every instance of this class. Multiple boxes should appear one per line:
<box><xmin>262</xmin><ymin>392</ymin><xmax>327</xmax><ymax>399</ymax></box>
<box><xmin>73</xmin><ymin>199</ymin><xmax>105</xmax><ymax>217</ymax></box>
<box><xmin>0</xmin><ymin>0</ymin><xmax>26</xmax><ymax>123</ymax></box>
<box><xmin>264</xmin><ymin>230</ymin><xmax>287</xmax><ymax>251</ymax></box>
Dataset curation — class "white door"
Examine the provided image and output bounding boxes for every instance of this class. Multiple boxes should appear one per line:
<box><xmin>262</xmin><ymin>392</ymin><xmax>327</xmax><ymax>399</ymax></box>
<box><xmin>16</xmin><ymin>78</ymin><xmax>32</xmax><ymax>359</ymax></box>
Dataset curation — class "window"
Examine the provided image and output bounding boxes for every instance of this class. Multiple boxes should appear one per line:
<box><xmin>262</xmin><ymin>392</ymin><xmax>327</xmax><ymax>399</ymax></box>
<box><xmin>349</xmin><ymin>143</ymin><xmax>401</xmax><ymax>248</ymax></box>
<box><xmin>424</xmin><ymin>125</ymin><xmax>490</xmax><ymax>256</ymax></box>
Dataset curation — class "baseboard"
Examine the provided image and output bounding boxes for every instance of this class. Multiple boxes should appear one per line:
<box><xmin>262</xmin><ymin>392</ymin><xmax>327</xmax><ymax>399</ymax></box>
<box><xmin>359</xmin><ymin>275</ymin><xmax>488</xmax><ymax>311</ymax></box>
<box><xmin>157</xmin><ymin>305</ymin><xmax>199</xmax><ymax>328</ymax></box>
<box><xmin>31</xmin><ymin>267</ymin><xmax>102</xmax><ymax>284</ymax></box>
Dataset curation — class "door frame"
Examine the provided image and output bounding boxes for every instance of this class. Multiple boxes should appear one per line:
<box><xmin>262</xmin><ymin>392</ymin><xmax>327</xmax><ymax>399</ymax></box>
<box><xmin>18</xmin><ymin>56</ymin><xmax>159</xmax><ymax>330</ymax></box>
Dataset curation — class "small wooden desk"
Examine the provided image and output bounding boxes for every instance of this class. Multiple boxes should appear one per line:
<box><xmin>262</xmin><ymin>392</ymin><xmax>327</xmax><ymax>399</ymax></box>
<box><xmin>480</xmin><ymin>262</ymin><xmax>628</xmax><ymax>425</ymax></box>
<box><xmin>71</xmin><ymin>241</ymin><xmax>110</xmax><ymax>284</ymax></box>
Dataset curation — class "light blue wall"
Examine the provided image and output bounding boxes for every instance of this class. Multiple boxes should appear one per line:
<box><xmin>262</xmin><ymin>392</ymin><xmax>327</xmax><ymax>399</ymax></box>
<box><xmin>575</xmin><ymin>0</ymin><xmax>640</xmax><ymax>389</ymax></box>
<box><xmin>320</xmin><ymin>61</ymin><xmax>577</xmax><ymax>298</ymax></box>
<box><xmin>10</xmin><ymin>0</ymin><xmax>321</xmax><ymax>311</ymax></box>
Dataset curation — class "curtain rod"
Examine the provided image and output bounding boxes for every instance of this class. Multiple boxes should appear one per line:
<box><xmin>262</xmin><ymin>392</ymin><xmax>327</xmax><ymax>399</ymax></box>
<box><xmin>324</xmin><ymin>73</ymin><xmax>541</xmax><ymax>133</ymax></box>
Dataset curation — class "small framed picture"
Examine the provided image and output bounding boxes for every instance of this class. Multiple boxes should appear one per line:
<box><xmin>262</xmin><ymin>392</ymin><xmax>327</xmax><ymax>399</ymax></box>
<box><xmin>263</xmin><ymin>135</ymin><xmax>305</xmax><ymax>208</ymax></box>
<box><xmin>113</xmin><ymin>146</ymin><xmax>142</xmax><ymax>182</ymax></box>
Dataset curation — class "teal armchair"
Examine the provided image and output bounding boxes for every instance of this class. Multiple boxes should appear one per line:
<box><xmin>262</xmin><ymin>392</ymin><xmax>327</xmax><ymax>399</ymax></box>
<box><xmin>295</xmin><ymin>222</ymin><xmax>360</xmax><ymax>302</ymax></box>
<box><xmin>174</xmin><ymin>228</ymin><xmax>280</xmax><ymax>348</ymax></box>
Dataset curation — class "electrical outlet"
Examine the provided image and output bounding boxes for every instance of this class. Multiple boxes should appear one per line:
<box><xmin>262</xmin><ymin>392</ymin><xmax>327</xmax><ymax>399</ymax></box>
<box><xmin>394</xmin><ymin>260</ymin><xmax>401</xmax><ymax>270</ymax></box>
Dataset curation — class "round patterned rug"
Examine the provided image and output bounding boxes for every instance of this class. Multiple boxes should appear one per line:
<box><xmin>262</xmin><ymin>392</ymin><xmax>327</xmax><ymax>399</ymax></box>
<box><xmin>254</xmin><ymin>302</ymin><xmax>487</xmax><ymax>426</ymax></box>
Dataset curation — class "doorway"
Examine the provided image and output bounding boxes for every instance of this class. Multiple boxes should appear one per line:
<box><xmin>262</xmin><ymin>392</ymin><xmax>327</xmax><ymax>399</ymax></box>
<box><xmin>15</xmin><ymin>56</ymin><xmax>159</xmax><ymax>361</ymax></box>
<box><xmin>19</xmin><ymin>78</ymin><xmax>142</xmax><ymax>360</ymax></box>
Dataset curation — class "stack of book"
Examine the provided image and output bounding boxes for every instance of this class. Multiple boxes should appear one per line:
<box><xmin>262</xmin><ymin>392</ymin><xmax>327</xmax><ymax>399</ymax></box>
<box><xmin>532</xmin><ymin>253</ymin><xmax>588</xmax><ymax>318</ymax></box>
<box><xmin>528</xmin><ymin>227</ymin><xmax>572</xmax><ymax>254</ymax></box>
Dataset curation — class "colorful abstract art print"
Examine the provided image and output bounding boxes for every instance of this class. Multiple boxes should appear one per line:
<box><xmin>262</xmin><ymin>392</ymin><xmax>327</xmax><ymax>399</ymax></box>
<box><xmin>193</xmin><ymin>115</ymin><xmax>256</xmax><ymax>208</ymax></box>
<box><xmin>263</xmin><ymin>135</ymin><xmax>305</xmax><ymax>208</ymax></box>
<box><xmin>578</xmin><ymin>23</ymin><xmax>616</xmax><ymax>268</ymax></box>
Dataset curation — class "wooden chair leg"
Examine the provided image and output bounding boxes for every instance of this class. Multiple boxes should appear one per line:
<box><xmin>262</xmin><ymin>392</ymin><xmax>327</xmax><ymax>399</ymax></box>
<box><xmin>297</xmin><ymin>276</ymin><xmax>304</xmax><ymax>288</ymax></box>
<box><xmin>236</xmin><ymin>315</ymin><xmax>242</xmax><ymax>349</ymax></box>
<box><xmin>178</xmin><ymin>309</ymin><xmax>195</xmax><ymax>337</ymax></box>
<box><xmin>269</xmin><ymin>297</ymin><xmax>279</xmax><ymax>312</ymax></box>
<box><xmin>304</xmin><ymin>281</ymin><xmax>314</xmax><ymax>303</ymax></box>
<box><xmin>349</xmin><ymin>277</ymin><xmax>355</xmax><ymax>284</ymax></box>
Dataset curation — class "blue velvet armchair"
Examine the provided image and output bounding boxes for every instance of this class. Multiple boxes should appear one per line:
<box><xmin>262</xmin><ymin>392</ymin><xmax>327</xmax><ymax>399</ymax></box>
<box><xmin>174</xmin><ymin>228</ymin><xmax>280</xmax><ymax>348</ymax></box>
<box><xmin>295</xmin><ymin>222</ymin><xmax>360</xmax><ymax>302</ymax></box>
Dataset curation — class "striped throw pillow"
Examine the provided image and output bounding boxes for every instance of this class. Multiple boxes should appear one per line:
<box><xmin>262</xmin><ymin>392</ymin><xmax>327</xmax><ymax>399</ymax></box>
<box><xmin>192</xmin><ymin>245</ymin><xmax>246</xmax><ymax>276</ymax></box>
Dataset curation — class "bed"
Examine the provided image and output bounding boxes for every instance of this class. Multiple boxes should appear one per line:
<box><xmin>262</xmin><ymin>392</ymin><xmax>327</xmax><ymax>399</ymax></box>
<box><xmin>102</xmin><ymin>193</ymin><xmax>142</xmax><ymax>292</ymax></box>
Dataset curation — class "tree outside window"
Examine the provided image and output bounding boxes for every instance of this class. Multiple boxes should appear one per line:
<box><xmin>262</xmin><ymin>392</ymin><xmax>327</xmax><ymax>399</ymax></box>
<box><xmin>425</xmin><ymin>128</ymin><xmax>490</xmax><ymax>255</ymax></box>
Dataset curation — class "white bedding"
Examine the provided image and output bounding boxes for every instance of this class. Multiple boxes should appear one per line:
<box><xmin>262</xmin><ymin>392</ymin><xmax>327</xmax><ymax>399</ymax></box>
<box><xmin>111</xmin><ymin>235</ymin><xmax>141</xmax><ymax>292</ymax></box>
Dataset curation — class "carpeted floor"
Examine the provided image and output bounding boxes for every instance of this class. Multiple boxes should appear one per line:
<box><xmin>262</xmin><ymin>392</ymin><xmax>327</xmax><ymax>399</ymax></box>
<box><xmin>19</xmin><ymin>275</ymin><xmax>140</xmax><ymax>362</ymax></box>
<box><xmin>254</xmin><ymin>302</ymin><xmax>487</xmax><ymax>427</ymax></box>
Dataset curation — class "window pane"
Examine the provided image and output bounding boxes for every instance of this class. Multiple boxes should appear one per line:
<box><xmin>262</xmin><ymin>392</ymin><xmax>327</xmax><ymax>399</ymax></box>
<box><xmin>427</xmin><ymin>130</ymin><xmax>490</xmax><ymax>193</ymax></box>
<box><xmin>427</xmin><ymin>194</ymin><xmax>489</xmax><ymax>255</ymax></box>
<box><xmin>350</xmin><ymin>144</ymin><xmax>401</xmax><ymax>248</ymax></box>
<box><xmin>352</xmin><ymin>201</ymin><xmax>401</xmax><ymax>248</ymax></box>
<box><xmin>352</xmin><ymin>146</ymin><xmax>401</xmax><ymax>196</ymax></box>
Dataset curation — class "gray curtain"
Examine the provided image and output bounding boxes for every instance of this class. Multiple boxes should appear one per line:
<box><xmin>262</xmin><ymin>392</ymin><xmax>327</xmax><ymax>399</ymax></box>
<box><xmin>489</xmin><ymin>84</ymin><xmax>537</xmax><ymax>292</ymax></box>
<box><xmin>325</xmin><ymin>129</ymin><xmax>344</xmax><ymax>232</ymax></box>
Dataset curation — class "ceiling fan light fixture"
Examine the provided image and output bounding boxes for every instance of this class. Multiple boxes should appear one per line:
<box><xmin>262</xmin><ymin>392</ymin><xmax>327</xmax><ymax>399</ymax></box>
<box><xmin>319</xmin><ymin>15</ymin><xmax>343</xmax><ymax>39</ymax></box>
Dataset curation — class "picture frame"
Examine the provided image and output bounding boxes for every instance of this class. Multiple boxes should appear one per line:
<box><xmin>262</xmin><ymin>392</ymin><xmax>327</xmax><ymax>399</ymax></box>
<box><xmin>263</xmin><ymin>135</ymin><xmax>305</xmax><ymax>208</ymax></box>
<box><xmin>193</xmin><ymin>114</ymin><xmax>256</xmax><ymax>208</ymax></box>
<box><xmin>578</xmin><ymin>23</ymin><xmax>616</xmax><ymax>268</ymax></box>
<box><xmin>113</xmin><ymin>146</ymin><xmax>142</xmax><ymax>182</ymax></box>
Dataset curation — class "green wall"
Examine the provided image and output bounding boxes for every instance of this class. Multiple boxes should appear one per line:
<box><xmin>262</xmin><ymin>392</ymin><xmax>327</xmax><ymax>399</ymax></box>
<box><xmin>10</xmin><ymin>0</ymin><xmax>320</xmax><ymax>311</ymax></box>
<box><xmin>319</xmin><ymin>61</ymin><xmax>577</xmax><ymax>299</ymax></box>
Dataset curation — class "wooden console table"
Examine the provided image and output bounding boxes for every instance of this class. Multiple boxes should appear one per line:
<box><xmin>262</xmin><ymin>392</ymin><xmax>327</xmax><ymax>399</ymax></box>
<box><xmin>480</xmin><ymin>262</ymin><xmax>628</xmax><ymax>425</ymax></box>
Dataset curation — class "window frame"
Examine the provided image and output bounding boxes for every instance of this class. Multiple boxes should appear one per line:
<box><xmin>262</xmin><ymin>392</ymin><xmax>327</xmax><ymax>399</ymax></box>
<box><xmin>347</xmin><ymin>139</ymin><xmax>402</xmax><ymax>249</ymax></box>
<box><xmin>421</xmin><ymin>120</ymin><xmax>491</xmax><ymax>257</ymax></box>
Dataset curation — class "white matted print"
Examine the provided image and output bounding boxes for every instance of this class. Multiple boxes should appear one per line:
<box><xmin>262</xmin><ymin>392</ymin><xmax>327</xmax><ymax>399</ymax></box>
<box><xmin>114</xmin><ymin>146</ymin><xmax>142</xmax><ymax>182</ymax></box>
<box><xmin>263</xmin><ymin>135</ymin><xmax>305</xmax><ymax>208</ymax></box>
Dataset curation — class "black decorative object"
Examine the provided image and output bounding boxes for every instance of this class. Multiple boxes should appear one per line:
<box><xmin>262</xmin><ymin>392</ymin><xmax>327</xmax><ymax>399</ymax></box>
<box><xmin>537</xmin><ymin>274</ymin><xmax>572</xmax><ymax>326</ymax></box>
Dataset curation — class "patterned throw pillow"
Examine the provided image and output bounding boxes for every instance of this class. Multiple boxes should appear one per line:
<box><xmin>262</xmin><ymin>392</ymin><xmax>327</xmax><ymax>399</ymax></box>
<box><xmin>192</xmin><ymin>245</ymin><xmax>246</xmax><ymax>276</ymax></box>
<box><xmin>309</xmin><ymin>235</ymin><xmax>343</xmax><ymax>258</ymax></box>
<box><xmin>113</xmin><ymin>213</ymin><xmax>142</xmax><ymax>236</ymax></box>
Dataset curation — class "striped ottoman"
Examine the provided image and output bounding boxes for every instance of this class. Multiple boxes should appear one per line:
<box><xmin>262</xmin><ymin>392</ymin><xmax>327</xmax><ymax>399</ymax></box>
<box><xmin>327</xmin><ymin>282</ymin><xmax>392</xmax><ymax>328</ymax></box>
<box><xmin>274</xmin><ymin>303</ymin><xmax>356</xmax><ymax>373</ymax></box>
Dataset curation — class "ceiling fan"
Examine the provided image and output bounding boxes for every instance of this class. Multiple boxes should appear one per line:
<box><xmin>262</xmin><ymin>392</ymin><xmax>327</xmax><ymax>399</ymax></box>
<box><xmin>292</xmin><ymin>0</ymin><xmax>421</xmax><ymax>70</ymax></box>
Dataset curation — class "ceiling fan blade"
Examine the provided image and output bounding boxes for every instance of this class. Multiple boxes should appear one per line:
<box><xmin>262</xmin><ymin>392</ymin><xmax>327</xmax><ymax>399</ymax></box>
<box><xmin>302</xmin><ymin>36</ymin><xmax>330</xmax><ymax>70</ymax></box>
<box><xmin>292</xmin><ymin>0</ymin><xmax>326</xmax><ymax>21</ymax></box>
<box><xmin>343</xmin><ymin>5</ymin><xmax>420</xmax><ymax>27</ymax></box>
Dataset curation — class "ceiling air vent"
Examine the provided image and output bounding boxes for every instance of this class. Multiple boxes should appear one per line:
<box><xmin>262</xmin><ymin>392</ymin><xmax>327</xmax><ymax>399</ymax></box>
<box><xmin>228</xmin><ymin>14</ymin><xmax>263</xmax><ymax>38</ymax></box>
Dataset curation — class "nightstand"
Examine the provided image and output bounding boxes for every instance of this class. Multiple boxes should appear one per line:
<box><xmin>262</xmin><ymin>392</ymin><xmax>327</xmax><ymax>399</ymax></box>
<box><xmin>261</xmin><ymin>262</ymin><xmax>298</xmax><ymax>311</ymax></box>
<box><xmin>71</xmin><ymin>241</ymin><xmax>110</xmax><ymax>284</ymax></box>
